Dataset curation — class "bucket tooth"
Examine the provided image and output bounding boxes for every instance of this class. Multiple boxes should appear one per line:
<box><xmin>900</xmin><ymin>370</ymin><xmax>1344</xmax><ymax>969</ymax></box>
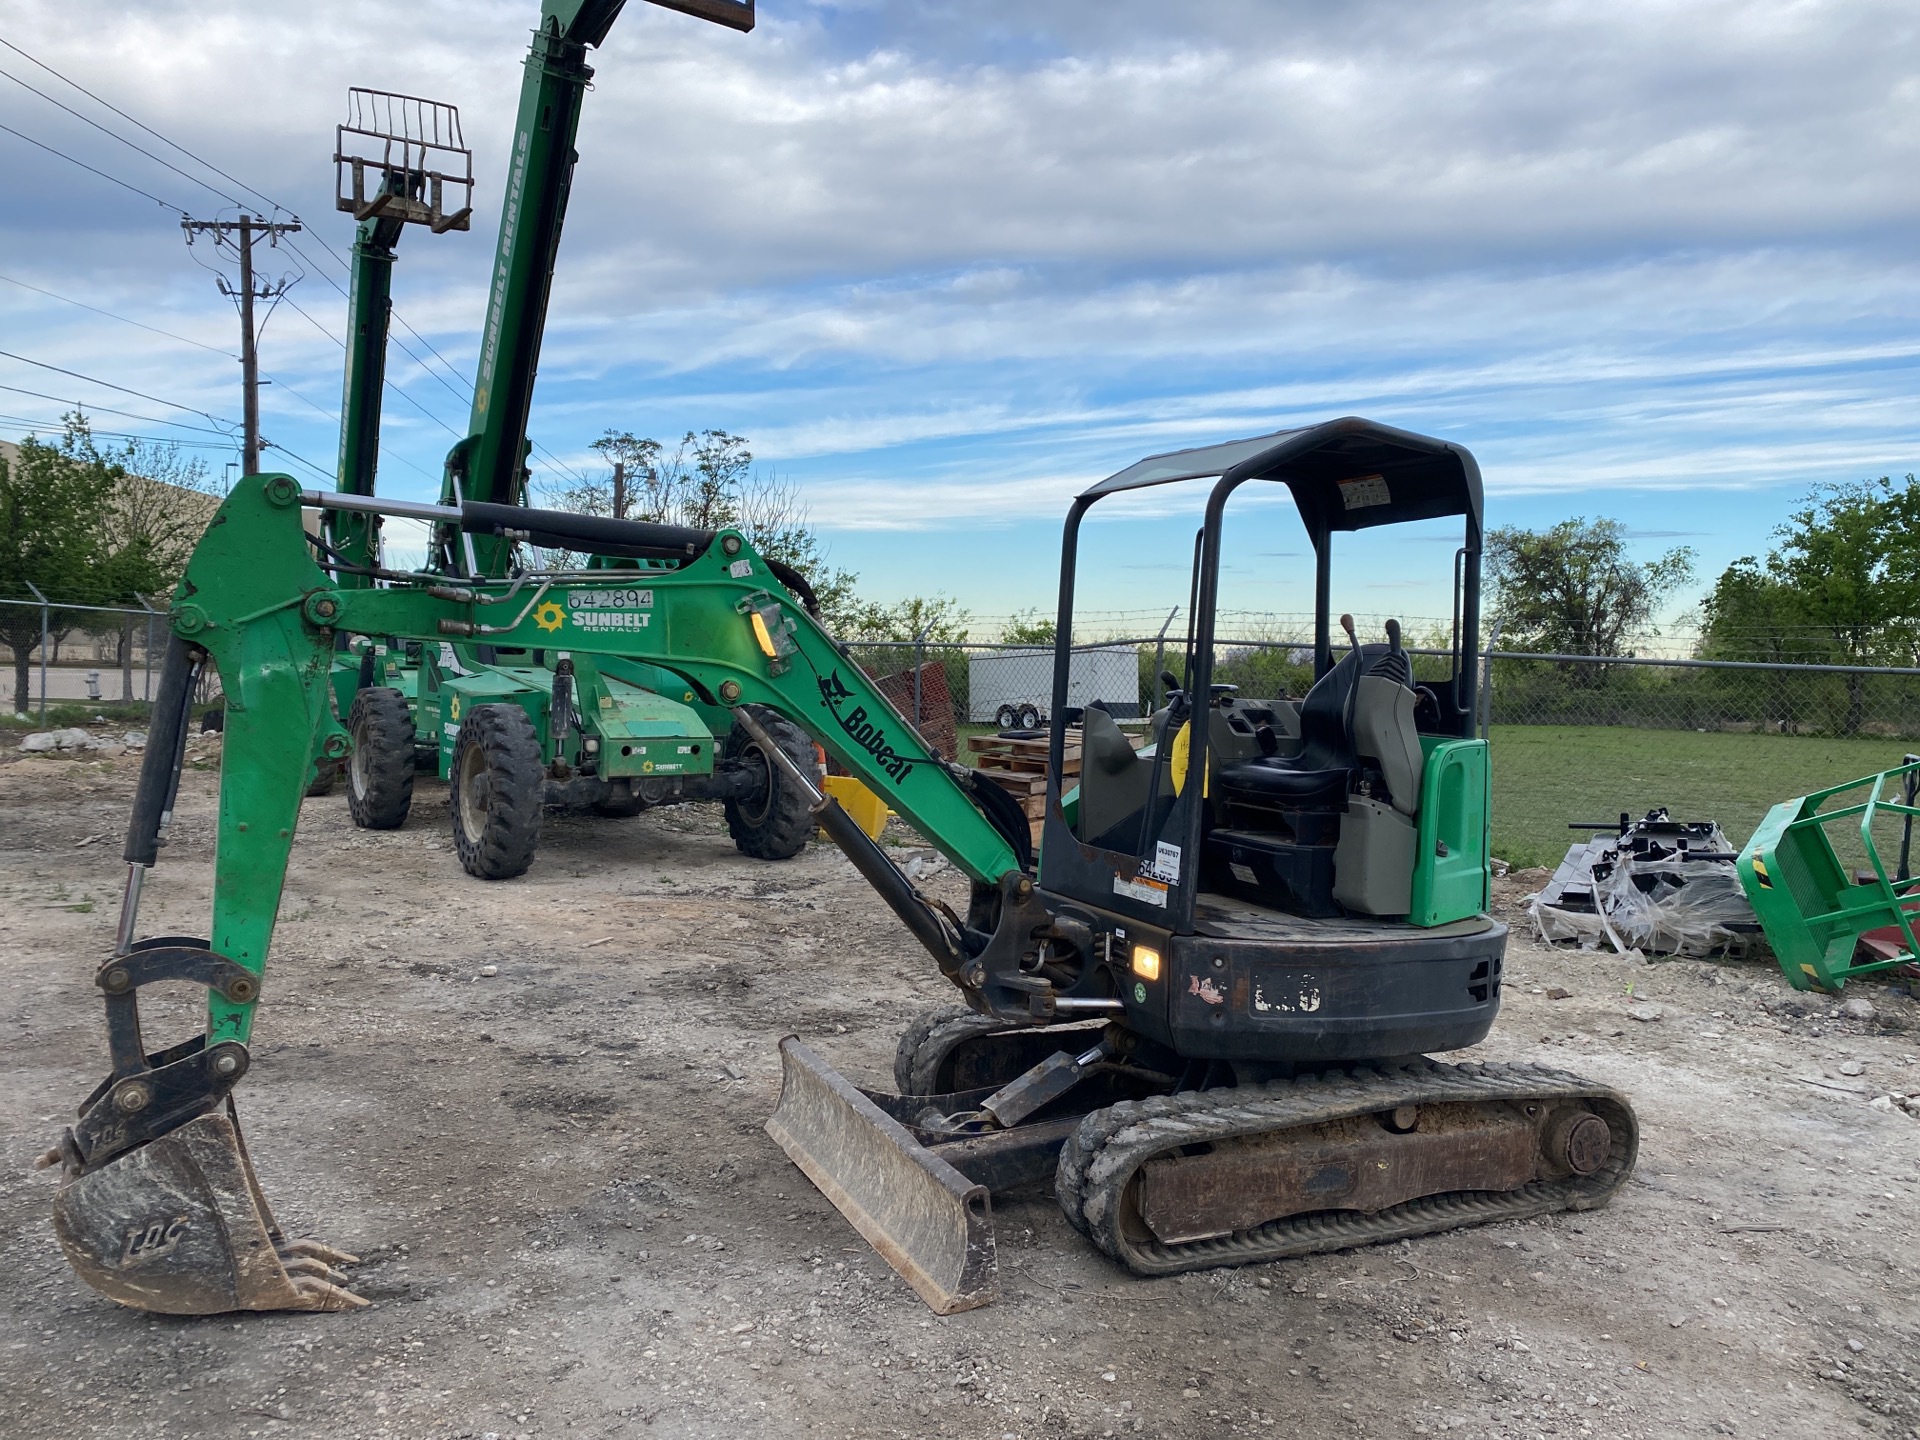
<box><xmin>51</xmin><ymin>1109</ymin><xmax>366</xmax><ymax>1315</ymax></box>
<box><xmin>765</xmin><ymin>1036</ymin><xmax>996</xmax><ymax>1315</ymax></box>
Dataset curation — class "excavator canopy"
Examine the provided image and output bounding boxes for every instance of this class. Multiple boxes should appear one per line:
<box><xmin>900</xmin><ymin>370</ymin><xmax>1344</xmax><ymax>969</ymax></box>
<box><xmin>1080</xmin><ymin>415</ymin><xmax>1484</xmax><ymax>537</ymax></box>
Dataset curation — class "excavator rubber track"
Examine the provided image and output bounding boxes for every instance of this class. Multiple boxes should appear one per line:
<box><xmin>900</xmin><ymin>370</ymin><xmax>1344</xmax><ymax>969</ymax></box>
<box><xmin>1056</xmin><ymin>1059</ymin><xmax>1636</xmax><ymax>1276</ymax></box>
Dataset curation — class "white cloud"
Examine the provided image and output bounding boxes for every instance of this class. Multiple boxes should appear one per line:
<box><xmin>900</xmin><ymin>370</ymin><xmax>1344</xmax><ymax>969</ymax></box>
<box><xmin>0</xmin><ymin>0</ymin><xmax>1913</xmax><ymax>569</ymax></box>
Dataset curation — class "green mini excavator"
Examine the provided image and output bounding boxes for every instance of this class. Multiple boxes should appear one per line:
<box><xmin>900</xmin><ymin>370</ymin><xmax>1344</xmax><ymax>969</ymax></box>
<box><xmin>43</xmin><ymin>416</ymin><xmax>1638</xmax><ymax>1317</ymax></box>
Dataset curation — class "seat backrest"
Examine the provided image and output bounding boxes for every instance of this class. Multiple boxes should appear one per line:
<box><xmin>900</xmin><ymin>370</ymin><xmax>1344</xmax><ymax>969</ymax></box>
<box><xmin>1352</xmin><ymin>674</ymin><xmax>1424</xmax><ymax>816</ymax></box>
<box><xmin>1294</xmin><ymin>642</ymin><xmax>1386</xmax><ymax>769</ymax></box>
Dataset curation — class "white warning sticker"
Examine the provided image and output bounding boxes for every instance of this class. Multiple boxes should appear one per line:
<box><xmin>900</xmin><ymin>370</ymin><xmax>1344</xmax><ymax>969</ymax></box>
<box><xmin>1113</xmin><ymin>874</ymin><xmax>1169</xmax><ymax>907</ymax></box>
<box><xmin>1230</xmin><ymin>862</ymin><xmax>1258</xmax><ymax>886</ymax></box>
<box><xmin>728</xmin><ymin>559</ymin><xmax>754</xmax><ymax>579</ymax></box>
<box><xmin>1339</xmin><ymin>473</ymin><xmax>1391</xmax><ymax>509</ymax></box>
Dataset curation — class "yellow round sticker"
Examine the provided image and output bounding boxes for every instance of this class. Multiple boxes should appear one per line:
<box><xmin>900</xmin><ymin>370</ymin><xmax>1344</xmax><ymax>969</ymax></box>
<box><xmin>533</xmin><ymin>600</ymin><xmax>566</xmax><ymax>633</ymax></box>
<box><xmin>449</xmin><ymin>695</ymin><xmax>462</xmax><ymax>721</ymax></box>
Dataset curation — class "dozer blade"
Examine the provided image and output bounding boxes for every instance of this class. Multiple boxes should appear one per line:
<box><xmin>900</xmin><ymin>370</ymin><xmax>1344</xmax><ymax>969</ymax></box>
<box><xmin>766</xmin><ymin>1036</ymin><xmax>996</xmax><ymax>1315</ymax></box>
<box><xmin>51</xmin><ymin>1108</ymin><xmax>366</xmax><ymax>1315</ymax></box>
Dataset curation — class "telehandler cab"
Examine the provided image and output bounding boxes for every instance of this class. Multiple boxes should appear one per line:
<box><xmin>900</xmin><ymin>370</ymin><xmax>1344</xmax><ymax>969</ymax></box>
<box><xmin>43</xmin><ymin>416</ymin><xmax>1636</xmax><ymax>1318</ymax></box>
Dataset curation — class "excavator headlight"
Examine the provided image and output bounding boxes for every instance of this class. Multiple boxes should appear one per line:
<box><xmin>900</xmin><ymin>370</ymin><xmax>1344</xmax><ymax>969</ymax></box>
<box><xmin>1130</xmin><ymin>944</ymin><xmax>1162</xmax><ymax>982</ymax></box>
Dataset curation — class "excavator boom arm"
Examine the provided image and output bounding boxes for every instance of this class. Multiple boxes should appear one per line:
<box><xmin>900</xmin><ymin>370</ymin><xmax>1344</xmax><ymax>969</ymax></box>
<box><xmin>178</xmin><ymin>475</ymin><xmax>1022</xmax><ymax>1048</ymax></box>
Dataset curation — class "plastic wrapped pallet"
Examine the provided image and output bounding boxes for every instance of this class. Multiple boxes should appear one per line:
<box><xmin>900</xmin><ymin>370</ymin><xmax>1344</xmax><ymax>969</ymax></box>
<box><xmin>1529</xmin><ymin>814</ymin><xmax>1764</xmax><ymax>960</ymax></box>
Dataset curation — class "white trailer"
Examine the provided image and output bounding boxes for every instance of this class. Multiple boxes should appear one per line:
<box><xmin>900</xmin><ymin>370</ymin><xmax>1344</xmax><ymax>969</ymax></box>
<box><xmin>969</xmin><ymin>645</ymin><xmax>1140</xmax><ymax>726</ymax></box>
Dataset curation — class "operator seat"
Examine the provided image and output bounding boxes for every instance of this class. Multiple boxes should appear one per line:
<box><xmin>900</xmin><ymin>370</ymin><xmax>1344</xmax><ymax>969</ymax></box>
<box><xmin>1206</xmin><ymin>618</ymin><xmax>1425</xmax><ymax>918</ymax></box>
<box><xmin>1215</xmin><ymin>637</ymin><xmax>1378</xmax><ymax>814</ymax></box>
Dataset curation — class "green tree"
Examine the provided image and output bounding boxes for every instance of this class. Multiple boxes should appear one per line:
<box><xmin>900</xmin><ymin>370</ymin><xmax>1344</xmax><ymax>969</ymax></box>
<box><xmin>0</xmin><ymin>419</ymin><xmax>121</xmax><ymax>710</ymax></box>
<box><xmin>838</xmin><ymin>594</ymin><xmax>973</xmax><ymax>644</ymax></box>
<box><xmin>100</xmin><ymin>437</ymin><xmax>219</xmax><ymax>696</ymax></box>
<box><xmin>999</xmin><ymin>607</ymin><xmax>1056</xmax><ymax>645</ymax></box>
<box><xmin>554</xmin><ymin>429</ymin><xmax>859</xmax><ymax>621</ymax></box>
<box><xmin>1702</xmin><ymin>475</ymin><xmax>1920</xmax><ymax>732</ymax></box>
<box><xmin>1485</xmin><ymin>517</ymin><xmax>1695</xmax><ymax>679</ymax></box>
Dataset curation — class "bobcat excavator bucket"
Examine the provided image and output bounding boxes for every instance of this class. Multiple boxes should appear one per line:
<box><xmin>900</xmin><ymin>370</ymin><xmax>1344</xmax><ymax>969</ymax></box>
<box><xmin>50</xmin><ymin>1104</ymin><xmax>363</xmax><ymax>1314</ymax></box>
<box><xmin>766</xmin><ymin>1037</ymin><xmax>996</xmax><ymax>1315</ymax></box>
<box><xmin>42</xmin><ymin>635</ymin><xmax>366</xmax><ymax>1315</ymax></box>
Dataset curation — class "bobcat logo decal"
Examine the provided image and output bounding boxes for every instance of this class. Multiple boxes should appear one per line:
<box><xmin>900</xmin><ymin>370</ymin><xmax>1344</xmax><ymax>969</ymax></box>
<box><xmin>817</xmin><ymin>670</ymin><xmax>918</xmax><ymax>784</ymax></box>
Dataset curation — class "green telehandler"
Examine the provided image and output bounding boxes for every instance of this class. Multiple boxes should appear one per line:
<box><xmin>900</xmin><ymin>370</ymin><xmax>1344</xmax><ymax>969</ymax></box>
<box><xmin>317</xmin><ymin>0</ymin><xmax>819</xmax><ymax>871</ymax></box>
<box><xmin>43</xmin><ymin>415</ymin><xmax>1638</xmax><ymax>1318</ymax></box>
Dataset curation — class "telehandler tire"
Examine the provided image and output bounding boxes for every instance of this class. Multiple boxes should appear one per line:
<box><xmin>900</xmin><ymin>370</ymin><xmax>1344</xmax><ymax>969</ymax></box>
<box><xmin>449</xmin><ymin>703</ymin><xmax>543</xmax><ymax>879</ymax></box>
<box><xmin>723</xmin><ymin>707</ymin><xmax>816</xmax><ymax>861</ymax></box>
<box><xmin>345</xmin><ymin>686</ymin><xmax>415</xmax><ymax>830</ymax></box>
<box><xmin>304</xmin><ymin>761</ymin><xmax>338</xmax><ymax>797</ymax></box>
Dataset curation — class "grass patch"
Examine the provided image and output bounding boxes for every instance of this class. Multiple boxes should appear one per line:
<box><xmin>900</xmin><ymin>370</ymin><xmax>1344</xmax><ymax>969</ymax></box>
<box><xmin>1489</xmin><ymin>725</ymin><xmax>1919</xmax><ymax>869</ymax></box>
<box><xmin>3</xmin><ymin>700</ymin><xmax>156</xmax><ymax>729</ymax></box>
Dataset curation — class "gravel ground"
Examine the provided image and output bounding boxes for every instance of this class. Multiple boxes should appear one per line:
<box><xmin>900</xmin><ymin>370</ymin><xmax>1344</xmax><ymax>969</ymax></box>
<box><xmin>2</xmin><ymin>737</ymin><xmax>1917</xmax><ymax>1440</ymax></box>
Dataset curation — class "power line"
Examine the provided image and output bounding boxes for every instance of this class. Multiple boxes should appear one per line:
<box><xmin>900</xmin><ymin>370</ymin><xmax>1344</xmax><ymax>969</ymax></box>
<box><xmin>0</xmin><ymin>62</ymin><xmax>241</xmax><ymax>209</ymax></box>
<box><xmin>0</xmin><ymin>271</ymin><xmax>235</xmax><ymax>356</ymax></box>
<box><xmin>0</xmin><ymin>348</ymin><xmax>238</xmax><ymax>430</ymax></box>
<box><xmin>2</xmin><ymin>50</ymin><xmax>582</xmax><ymax>491</ymax></box>
<box><xmin>280</xmin><ymin>294</ymin><xmax>463</xmax><ymax>439</ymax></box>
<box><xmin>0</xmin><ymin>413</ymin><xmax>237</xmax><ymax>450</ymax></box>
<box><xmin>250</xmin><ymin>367</ymin><xmax>438</xmax><ymax>486</ymax></box>
<box><xmin>262</xmin><ymin>442</ymin><xmax>335</xmax><ymax>483</ymax></box>
<box><xmin>0</xmin><ymin>382</ymin><xmax>233</xmax><ymax>436</ymax></box>
<box><xmin>0</xmin><ymin>37</ymin><xmax>281</xmax><ymax>216</ymax></box>
<box><xmin>0</xmin><ymin>121</ymin><xmax>182</xmax><ymax>211</ymax></box>
<box><xmin>280</xmin><ymin>235</ymin><xmax>589</xmax><ymax>488</ymax></box>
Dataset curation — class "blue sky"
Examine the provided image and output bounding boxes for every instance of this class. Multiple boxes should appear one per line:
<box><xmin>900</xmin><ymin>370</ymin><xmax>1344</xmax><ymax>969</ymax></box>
<box><xmin>2</xmin><ymin>0</ymin><xmax>1916</xmax><ymax>638</ymax></box>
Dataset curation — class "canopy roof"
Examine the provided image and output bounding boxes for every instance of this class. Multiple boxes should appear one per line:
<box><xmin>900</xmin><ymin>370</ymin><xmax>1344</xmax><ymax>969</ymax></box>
<box><xmin>1081</xmin><ymin>416</ymin><xmax>1483</xmax><ymax>537</ymax></box>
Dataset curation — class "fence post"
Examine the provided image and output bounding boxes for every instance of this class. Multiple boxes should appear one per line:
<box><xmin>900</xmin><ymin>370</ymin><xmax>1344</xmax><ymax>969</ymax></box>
<box><xmin>1478</xmin><ymin>618</ymin><xmax>1503</xmax><ymax>738</ymax></box>
<box><xmin>24</xmin><ymin>580</ymin><xmax>49</xmax><ymax>727</ymax></box>
<box><xmin>135</xmin><ymin>593</ymin><xmax>168</xmax><ymax>707</ymax></box>
<box><xmin>911</xmin><ymin>624</ymin><xmax>930</xmax><ymax>732</ymax></box>
<box><xmin>1151</xmin><ymin>605</ymin><xmax>1179</xmax><ymax>712</ymax></box>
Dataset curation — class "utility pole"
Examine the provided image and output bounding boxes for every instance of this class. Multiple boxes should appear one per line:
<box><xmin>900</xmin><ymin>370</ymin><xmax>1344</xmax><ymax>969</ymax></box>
<box><xmin>181</xmin><ymin>214</ymin><xmax>303</xmax><ymax>476</ymax></box>
<box><xmin>611</xmin><ymin>461</ymin><xmax>627</xmax><ymax>520</ymax></box>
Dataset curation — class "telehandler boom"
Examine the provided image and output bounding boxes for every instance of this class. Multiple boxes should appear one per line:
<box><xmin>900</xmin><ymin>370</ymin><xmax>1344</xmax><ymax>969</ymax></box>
<box><xmin>319</xmin><ymin>0</ymin><xmax>818</xmax><ymax>868</ymax></box>
<box><xmin>45</xmin><ymin>418</ymin><xmax>1637</xmax><ymax>1317</ymax></box>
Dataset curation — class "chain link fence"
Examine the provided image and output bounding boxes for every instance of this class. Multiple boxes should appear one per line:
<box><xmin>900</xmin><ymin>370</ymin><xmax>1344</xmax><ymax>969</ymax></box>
<box><xmin>0</xmin><ymin>595</ymin><xmax>220</xmax><ymax>724</ymax></box>
<box><xmin>851</xmin><ymin>635</ymin><xmax>1920</xmax><ymax>741</ymax></box>
<box><xmin>844</xmin><ymin>634</ymin><xmax>1920</xmax><ymax>868</ymax></box>
<box><xmin>10</xmin><ymin>588</ymin><xmax>1913</xmax><ymax>869</ymax></box>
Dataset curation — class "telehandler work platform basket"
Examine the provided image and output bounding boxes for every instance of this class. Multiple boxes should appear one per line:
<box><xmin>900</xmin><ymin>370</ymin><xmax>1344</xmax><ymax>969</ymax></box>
<box><xmin>1737</xmin><ymin>757</ymin><xmax>1920</xmax><ymax>993</ymax></box>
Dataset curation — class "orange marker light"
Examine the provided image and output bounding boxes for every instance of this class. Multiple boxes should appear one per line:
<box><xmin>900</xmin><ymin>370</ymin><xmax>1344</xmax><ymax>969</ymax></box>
<box><xmin>1130</xmin><ymin>944</ymin><xmax>1162</xmax><ymax>982</ymax></box>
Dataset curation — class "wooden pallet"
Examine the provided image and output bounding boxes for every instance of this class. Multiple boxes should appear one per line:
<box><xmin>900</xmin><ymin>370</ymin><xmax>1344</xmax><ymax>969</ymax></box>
<box><xmin>970</xmin><ymin>728</ymin><xmax>1116</xmax><ymax>833</ymax></box>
